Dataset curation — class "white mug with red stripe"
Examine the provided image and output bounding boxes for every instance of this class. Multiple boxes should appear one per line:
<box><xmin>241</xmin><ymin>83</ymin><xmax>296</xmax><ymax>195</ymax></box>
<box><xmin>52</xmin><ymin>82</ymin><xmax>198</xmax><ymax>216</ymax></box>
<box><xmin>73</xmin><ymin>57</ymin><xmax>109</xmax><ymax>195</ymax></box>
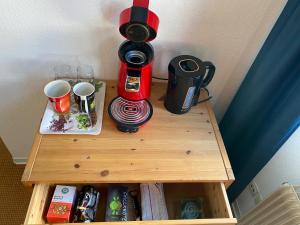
<box><xmin>44</xmin><ymin>80</ymin><xmax>71</xmax><ymax>114</ymax></box>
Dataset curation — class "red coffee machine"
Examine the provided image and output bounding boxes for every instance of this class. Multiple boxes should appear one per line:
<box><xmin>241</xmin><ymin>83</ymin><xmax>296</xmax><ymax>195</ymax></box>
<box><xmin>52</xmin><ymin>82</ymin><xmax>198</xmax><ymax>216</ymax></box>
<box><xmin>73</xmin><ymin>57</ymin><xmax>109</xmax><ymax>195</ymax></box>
<box><xmin>118</xmin><ymin>0</ymin><xmax>159</xmax><ymax>100</ymax></box>
<box><xmin>108</xmin><ymin>0</ymin><xmax>159</xmax><ymax>132</ymax></box>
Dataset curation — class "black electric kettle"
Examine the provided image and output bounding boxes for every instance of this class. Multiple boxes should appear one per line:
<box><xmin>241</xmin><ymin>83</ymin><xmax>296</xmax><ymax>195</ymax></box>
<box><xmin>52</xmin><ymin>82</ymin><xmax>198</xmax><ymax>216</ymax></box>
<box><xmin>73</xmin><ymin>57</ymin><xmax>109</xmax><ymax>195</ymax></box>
<box><xmin>164</xmin><ymin>55</ymin><xmax>215</xmax><ymax>114</ymax></box>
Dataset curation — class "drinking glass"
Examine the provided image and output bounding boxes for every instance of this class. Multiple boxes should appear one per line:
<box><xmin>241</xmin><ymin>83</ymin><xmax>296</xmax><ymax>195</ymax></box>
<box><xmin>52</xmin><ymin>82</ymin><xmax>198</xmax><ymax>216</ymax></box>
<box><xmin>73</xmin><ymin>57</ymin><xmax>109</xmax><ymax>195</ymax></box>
<box><xmin>54</xmin><ymin>64</ymin><xmax>77</xmax><ymax>81</ymax></box>
<box><xmin>77</xmin><ymin>64</ymin><xmax>94</xmax><ymax>83</ymax></box>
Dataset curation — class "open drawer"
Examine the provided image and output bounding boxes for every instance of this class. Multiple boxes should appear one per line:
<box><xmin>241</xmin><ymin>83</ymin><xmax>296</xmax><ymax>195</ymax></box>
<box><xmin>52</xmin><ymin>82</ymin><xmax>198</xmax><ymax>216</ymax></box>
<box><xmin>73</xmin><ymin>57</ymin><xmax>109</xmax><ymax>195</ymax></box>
<box><xmin>24</xmin><ymin>182</ymin><xmax>236</xmax><ymax>225</ymax></box>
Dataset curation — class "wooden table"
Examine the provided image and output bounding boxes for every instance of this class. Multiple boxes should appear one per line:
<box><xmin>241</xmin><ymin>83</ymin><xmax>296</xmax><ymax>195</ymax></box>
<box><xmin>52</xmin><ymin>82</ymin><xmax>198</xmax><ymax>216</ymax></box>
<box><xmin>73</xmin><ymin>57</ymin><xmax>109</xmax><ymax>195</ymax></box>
<box><xmin>22</xmin><ymin>81</ymin><xmax>236</xmax><ymax>225</ymax></box>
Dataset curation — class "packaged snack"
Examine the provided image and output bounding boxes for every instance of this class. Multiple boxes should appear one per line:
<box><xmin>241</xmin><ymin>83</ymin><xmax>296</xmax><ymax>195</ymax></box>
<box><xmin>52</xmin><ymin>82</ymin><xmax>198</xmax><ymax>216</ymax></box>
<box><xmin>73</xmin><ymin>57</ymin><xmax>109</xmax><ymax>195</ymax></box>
<box><xmin>46</xmin><ymin>185</ymin><xmax>76</xmax><ymax>223</ymax></box>
<box><xmin>128</xmin><ymin>189</ymin><xmax>141</xmax><ymax>221</ymax></box>
<box><xmin>73</xmin><ymin>185</ymin><xmax>100</xmax><ymax>222</ymax></box>
<box><xmin>105</xmin><ymin>186</ymin><xmax>128</xmax><ymax>221</ymax></box>
<box><xmin>140</xmin><ymin>183</ymin><xmax>168</xmax><ymax>220</ymax></box>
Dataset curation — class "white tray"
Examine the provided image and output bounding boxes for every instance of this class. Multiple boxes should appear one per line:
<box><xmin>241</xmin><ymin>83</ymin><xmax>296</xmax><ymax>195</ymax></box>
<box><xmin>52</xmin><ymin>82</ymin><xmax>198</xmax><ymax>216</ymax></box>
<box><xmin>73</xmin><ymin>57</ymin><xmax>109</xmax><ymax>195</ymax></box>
<box><xmin>40</xmin><ymin>80</ymin><xmax>106</xmax><ymax>135</ymax></box>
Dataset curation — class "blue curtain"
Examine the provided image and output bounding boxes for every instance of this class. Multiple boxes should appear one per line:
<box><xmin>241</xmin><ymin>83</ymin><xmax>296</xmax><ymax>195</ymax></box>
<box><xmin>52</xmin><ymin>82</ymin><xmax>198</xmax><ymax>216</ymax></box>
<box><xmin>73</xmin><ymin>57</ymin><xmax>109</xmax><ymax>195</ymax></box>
<box><xmin>220</xmin><ymin>0</ymin><xmax>300</xmax><ymax>202</ymax></box>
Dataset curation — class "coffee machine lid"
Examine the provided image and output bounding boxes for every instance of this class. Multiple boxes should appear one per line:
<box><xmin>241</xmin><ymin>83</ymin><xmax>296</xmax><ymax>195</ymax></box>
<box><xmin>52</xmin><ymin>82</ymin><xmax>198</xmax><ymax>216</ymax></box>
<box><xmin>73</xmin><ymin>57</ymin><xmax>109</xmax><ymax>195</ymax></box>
<box><xmin>108</xmin><ymin>96</ymin><xmax>153</xmax><ymax>132</ymax></box>
<box><xmin>119</xmin><ymin>0</ymin><xmax>159</xmax><ymax>42</ymax></box>
<box><xmin>168</xmin><ymin>55</ymin><xmax>207</xmax><ymax>79</ymax></box>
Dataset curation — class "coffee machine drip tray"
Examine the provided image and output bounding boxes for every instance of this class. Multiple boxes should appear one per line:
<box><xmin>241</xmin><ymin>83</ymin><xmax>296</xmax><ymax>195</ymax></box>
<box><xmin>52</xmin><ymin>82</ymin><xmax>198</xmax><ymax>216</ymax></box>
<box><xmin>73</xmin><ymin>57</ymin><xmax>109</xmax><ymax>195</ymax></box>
<box><xmin>108</xmin><ymin>96</ymin><xmax>153</xmax><ymax>133</ymax></box>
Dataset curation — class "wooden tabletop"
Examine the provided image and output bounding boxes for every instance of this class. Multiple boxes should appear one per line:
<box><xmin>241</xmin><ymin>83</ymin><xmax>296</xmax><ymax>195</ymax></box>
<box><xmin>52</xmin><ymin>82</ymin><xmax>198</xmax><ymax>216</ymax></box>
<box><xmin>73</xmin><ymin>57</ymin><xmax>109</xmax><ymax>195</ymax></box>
<box><xmin>22</xmin><ymin>81</ymin><xmax>234</xmax><ymax>185</ymax></box>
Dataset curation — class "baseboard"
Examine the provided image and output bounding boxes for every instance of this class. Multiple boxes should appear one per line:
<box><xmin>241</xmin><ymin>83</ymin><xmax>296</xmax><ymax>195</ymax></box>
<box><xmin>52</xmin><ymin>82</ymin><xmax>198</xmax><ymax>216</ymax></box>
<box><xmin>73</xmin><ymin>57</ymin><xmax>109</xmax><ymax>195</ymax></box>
<box><xmin>13</xmin><ymin>157</ymin><xmax>27</xmax><ymax>165</ymax></box>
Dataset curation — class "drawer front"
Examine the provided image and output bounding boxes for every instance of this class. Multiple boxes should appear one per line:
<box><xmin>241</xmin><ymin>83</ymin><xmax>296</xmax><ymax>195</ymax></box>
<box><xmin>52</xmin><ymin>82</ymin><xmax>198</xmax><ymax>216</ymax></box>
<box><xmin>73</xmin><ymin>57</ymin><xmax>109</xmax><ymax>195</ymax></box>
<box><xmin>25</xmin><ymin>220</ymin><xmax>237</xmax><ymax>225</ymax></box>
<box><xmin>24</xmin><ymin>183</ymin><xmax>50</xmax><ymax>224</ymax></box>
<box><xmin>24</xmin><ymin>183</ymin><xmax>236</xmax><ymax>225</ymax></box>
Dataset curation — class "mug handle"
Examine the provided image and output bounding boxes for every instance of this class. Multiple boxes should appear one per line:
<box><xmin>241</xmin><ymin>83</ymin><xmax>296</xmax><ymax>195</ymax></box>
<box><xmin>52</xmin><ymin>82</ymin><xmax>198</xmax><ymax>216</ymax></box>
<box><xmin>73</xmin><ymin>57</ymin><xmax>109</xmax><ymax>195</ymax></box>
<box><xmin>80</xmin><ymin>97</ymin><xmax>89</xmax><ymax>114</ymax></box>
<box><xmin>202</xmin><ymin>61</ymin><xmax>216</xmax><ymax>87</ymax></box>
<box><xmin>84</xmin><ymin>97</ymin><xmax>89</xmax><ymax>114</ymax></box>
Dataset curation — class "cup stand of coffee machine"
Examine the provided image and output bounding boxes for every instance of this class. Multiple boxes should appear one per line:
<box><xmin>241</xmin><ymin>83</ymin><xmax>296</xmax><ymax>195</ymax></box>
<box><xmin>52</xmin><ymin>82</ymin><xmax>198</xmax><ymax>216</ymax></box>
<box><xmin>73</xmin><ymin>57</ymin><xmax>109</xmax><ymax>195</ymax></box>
<box><xmin>108</xmin><ymin>0</ymin><xmax>159</xmax><ymax>133</ymax></box>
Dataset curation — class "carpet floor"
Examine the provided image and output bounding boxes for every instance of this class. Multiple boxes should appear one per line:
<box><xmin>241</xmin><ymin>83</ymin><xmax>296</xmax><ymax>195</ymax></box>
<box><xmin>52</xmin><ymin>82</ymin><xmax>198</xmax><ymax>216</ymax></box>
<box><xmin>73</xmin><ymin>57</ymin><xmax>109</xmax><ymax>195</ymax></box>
<box><xmin>0</xmin><ymin>138</ymin><xmax>32</xmax><ymax>225</ymax></box>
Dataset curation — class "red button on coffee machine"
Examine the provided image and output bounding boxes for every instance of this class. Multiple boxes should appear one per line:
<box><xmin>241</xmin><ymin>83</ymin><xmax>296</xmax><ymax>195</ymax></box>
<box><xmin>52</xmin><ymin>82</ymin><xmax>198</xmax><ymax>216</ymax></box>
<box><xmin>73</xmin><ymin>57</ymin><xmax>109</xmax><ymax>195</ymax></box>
<box><xmin>108</xmin><ymin>0</ymin><xmax>159</xmax><ymax>133</ymax></box>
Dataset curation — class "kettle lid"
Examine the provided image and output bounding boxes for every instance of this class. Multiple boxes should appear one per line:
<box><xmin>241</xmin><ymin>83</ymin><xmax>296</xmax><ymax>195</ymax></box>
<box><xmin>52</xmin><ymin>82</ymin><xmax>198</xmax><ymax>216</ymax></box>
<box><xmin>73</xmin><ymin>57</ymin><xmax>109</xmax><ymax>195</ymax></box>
<box><xmin>169</xmin><ymin>55</ymin><xmax>207</xmax><ymax>78</ymax></box>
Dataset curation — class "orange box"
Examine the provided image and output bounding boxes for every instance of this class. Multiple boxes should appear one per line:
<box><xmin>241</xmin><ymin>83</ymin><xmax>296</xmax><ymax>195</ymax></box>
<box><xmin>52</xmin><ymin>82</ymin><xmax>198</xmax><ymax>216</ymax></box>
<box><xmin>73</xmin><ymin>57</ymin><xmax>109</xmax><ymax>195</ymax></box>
<box><xmin>46</xmin><ymin>185</ymin><xmax>76</xmax><ymax>223</ymax></box>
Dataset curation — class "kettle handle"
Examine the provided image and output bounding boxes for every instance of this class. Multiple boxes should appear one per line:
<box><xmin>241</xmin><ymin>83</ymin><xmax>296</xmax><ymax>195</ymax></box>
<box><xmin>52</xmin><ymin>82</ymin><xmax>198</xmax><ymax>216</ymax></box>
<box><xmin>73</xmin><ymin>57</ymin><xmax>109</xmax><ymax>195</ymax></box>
<box><xmin>202</xmin><ymin>61</ymin><xmax>215</xmax><ymax>87</ymax></box>
<box><xmin>192</xmin><ymin>61</ymin><xmax>215</xmax><ymax>106</ymax></box>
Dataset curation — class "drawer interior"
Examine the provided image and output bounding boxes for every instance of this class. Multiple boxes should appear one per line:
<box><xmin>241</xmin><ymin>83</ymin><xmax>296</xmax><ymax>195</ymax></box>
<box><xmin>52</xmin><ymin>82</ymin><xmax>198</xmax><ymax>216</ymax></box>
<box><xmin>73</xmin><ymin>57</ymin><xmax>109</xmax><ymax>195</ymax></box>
<box><xmin>164</xmin><ymin>183</ymin><xmax>232</xmax><ymax>219</ymax></box>
<box><xmin>24</xmin><ymin>182</ymin><xmax>233</xmax><ymax>224</ymax></box>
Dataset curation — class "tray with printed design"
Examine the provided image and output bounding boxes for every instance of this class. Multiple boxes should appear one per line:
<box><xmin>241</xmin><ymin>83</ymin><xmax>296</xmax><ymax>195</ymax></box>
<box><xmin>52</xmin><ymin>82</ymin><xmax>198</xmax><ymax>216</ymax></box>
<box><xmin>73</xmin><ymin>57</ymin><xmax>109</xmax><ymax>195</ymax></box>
<box><xmin>39</xmin><ymin>80</ymin><xmax>106</xmax><ymax>135</ymax></box>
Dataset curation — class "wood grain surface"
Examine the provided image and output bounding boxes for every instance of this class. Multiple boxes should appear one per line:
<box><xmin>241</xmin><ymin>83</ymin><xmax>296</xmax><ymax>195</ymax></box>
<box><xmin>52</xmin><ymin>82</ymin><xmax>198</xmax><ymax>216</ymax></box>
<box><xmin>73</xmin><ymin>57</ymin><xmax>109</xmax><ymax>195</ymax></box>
<box><xmin>22</xmin><ymin>81</ymin><xmax>232</xmax><ymax>185</ymax></box>
<box><xmin>24</xmin><ymin>184</ymin><xmax>49</xmax><ymax>224</ymax></box>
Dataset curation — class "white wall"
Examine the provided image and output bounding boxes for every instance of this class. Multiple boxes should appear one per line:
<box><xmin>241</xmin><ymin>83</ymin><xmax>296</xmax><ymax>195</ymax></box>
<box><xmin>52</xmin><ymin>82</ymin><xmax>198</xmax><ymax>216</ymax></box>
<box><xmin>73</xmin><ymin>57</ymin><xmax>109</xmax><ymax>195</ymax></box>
<box><xmin>0</xmin><ymin>0</ymin><xmax>286</xmax><ymax>161</ymax></box>
<box><xmin>234</xmin><ymin>126</ymin><xmax>300</xmax><ymax>218</ymax></box>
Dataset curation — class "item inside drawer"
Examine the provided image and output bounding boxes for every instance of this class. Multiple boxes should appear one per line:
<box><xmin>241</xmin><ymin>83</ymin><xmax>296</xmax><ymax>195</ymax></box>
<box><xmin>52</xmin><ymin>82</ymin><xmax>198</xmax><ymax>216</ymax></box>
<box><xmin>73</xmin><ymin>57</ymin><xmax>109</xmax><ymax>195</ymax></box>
<box><xmin>28</xmin><ymin>182</ymin><xmax>230</xmax><ymax>224</ymax></box>
<box><xmin>43</xmin><ymin>184</ymin><xmax>141</xmax><ymax>223</ymax></box>
<box><xmin>163</xmin><ymin>183</ymin><xmax>230</xmax><ymax>219</ymax></box>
